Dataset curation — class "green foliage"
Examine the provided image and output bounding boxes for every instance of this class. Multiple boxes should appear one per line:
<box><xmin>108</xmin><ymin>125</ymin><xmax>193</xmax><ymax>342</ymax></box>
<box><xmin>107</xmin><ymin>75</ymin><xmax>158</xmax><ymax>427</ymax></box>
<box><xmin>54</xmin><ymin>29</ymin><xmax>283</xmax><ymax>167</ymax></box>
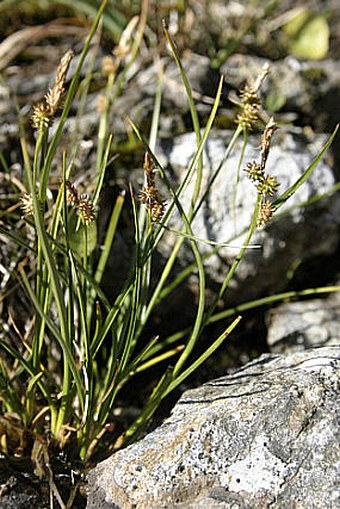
<box><xmin>283</xmin><ymin>9</ymin><xmax>330</xmax><ymax>60</ymax></box>
<box><xmin>0</xmin><ymin>0</ymin><xmax>128</xmax><ymax>41</ymax></box>
<box><xmin>0</xmin><ymin>0</ymin><xmax>338</xmax><ymax>475</ymax></box>
<box><xmin>68</xmin><ymin>213</ymin><xmax>97</xmax><ymax>258</ymax></box>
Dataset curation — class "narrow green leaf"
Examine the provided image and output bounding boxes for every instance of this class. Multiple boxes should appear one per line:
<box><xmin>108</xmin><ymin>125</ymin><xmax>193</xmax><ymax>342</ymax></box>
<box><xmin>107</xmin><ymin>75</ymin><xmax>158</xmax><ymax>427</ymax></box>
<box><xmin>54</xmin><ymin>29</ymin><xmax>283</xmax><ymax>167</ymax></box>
<box><xmin>209</xmin><ymin>285</ymin><xmax>340</xmax><ymax>324</ymax></box>
<box><xmin>91</xmin><ymin>283</ymin><xmax>131</xmax><ymax>357</ymax></box>
<box><xmin>27</xmin><ymin>372</ymin><xmax>44</xmax><ymax>394</ymax></box>
<box><xmin>0</xmin><ymin>365</ymin><xmax>24</xmax><ymax>415</ymax></box>
<box><xmin>19</xmin><ymin>266</ymin><xmax>85</xmax><ymax>411</ymax></box>
<box><xmin>0</xmin><ymin>341</ymin><xmax>54</xmax><ymax>407</ymax></box>
<box><xmin>41</xmin><ymin>0</ymin><xmax>110</xmax><ymax>188</ymax></box>
<box><xmin>94</xmin><ymin>191</ymin><xmax>125</xmax><ymax>285</ymax></box>
<box><xmin>0</xmin><ymin>226</ymin><xmax>36</xmax><ymax>253</ymax></box>
<box><xmin>166</xmin><ymin>316</ymin><xmax>241</xmax><ymax>395</ymax></box>
<box><xmin>163</xmin><ymin>21</ymin><xmax>203</xmax><ymax>207</ymax></box>
<box><xmin>123</xmin><ymin>367</ymin><xmax>174</xmax><ymax>445</ymax></box>
<box><xmin>68</xmin><ymin>213</ymin><xmax>97</xmax><ymax>258</ymax></box>
<box><xmin>272</xmin><ymin>124</ymin><xmax>339</xmax><ymax>210</ymax></box>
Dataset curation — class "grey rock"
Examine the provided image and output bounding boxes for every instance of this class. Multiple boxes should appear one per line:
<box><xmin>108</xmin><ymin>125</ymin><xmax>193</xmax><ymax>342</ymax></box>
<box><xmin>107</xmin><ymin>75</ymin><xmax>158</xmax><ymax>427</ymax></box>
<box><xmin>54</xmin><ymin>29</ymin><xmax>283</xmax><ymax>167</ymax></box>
<box><xmin>10</xmin><ymin>52</ymin><xmax>219</xmax><ymax>151</ymax></box>
<box><xmin>0</xmin><ymin>468</ymin><xmax>46</xmax><ymax>509</ymax></box>
<box><xmin>221</xmin><ymin>55</ymin><xmax>340</xmax><ymax>129</ymax></box>
<box><xmin>266</xmin><ymin>291</ymin><xmax>340</xmax><ymax>353</ymax></box>
<box><xmin>86</xmin><ymin>346</ymin><xmax>339</xmax><ymax>509</ymax></box>
<box><xmin>157</xmin><ymin>129</ymin><xmax>339</xmax><ymax>303</ymax></box>
<box><xmin>5</xmin><ymin>49</ymin><xmax>104</xmax><ymax>97</ymax></box>
<box><xmin>106</xmin><ymin>52</ymin><xmax>220</xmax><ymax>141</ymax></box>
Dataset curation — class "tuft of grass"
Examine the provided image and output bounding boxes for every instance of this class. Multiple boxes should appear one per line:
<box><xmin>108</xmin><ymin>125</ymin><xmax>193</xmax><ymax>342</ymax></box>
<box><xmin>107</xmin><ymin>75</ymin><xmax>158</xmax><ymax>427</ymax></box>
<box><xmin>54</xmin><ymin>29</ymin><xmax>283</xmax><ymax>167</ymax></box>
<box><xmin>0</xmin><ymin>2</ymin><xmax>338</xmax><ymax>496</ymax></box>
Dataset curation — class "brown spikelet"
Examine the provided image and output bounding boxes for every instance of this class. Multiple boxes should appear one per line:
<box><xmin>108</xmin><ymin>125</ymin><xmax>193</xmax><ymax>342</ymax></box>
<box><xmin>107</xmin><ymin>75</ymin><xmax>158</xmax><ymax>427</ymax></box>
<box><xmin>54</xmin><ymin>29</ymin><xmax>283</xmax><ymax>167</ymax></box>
<box><xmin>139</xmin><ymin>152</ymin><xmax>166</xmax><ymax>222</ymax></box>
<box><xmin>243</xmin><ymin>115</ymin><xmax>279</xmax><ymax>227</ymax></box>
<box><xmin>45</xmin><ymin>49</ymin><xmax>74</xmax><ymax>115</ymax></box>
<box><xmin>63</xmin><ymin>179</ymin><xmax>95</xmax><ymax>224</ymax></box>
<box><xmin>65</xmin><ymin>180</ymin><xmax>79</xmax><ymax>207</ymax></box>
<box><xmin>143</xmin><ymin>152</ymin><xmax>156</xmax><ymax>188</ymax></box>
<box><xmin>257</xmin><ymin>199</ymin><xmax>274</xmax><ymax>226</ymax></box>
<box><xmin>31</xmin><ymin>102</ymin><xmax>52</xmax><ymax>129</ymax></box>
<box><xmin>139</xmin><ymin>187</ymin><xmax>165</xmax><ymax>222</ymax></box>
<box><xmin>257</xmin><ymin>174</ymin><xmax>280</xmax><ymax>197</ymax></box>
<box><xmin>150</xmin><ymin>200</ymin><xmax>166</xmax><ymax>222</ymax></box>
<box><xmin>32</xmin><ymin>49</ymin><xmax>74</xmax><ymax>129</ymax></box>
<box><xmin>243</xmin><ymin>161</ymin><xmax>264</xmax><ymax>183</ymax></box>
<box><xmin>260</xmin><ymin>117</ymin><xmax>278</xmax><ymax>170</ymax></box>
<box><xmin>236</xmin><ymin>63</ymin><xmax>270</xmax><ymax>131</ymax></box>
<box><xmin>77</xmin><ymin>194</ymin><xmax>95</xmax><ymax>225</ymax></box>
<box><xmin>20</xmin><ymin>193</ymin><xmax>34</xmax><ymax>218</ymax></box>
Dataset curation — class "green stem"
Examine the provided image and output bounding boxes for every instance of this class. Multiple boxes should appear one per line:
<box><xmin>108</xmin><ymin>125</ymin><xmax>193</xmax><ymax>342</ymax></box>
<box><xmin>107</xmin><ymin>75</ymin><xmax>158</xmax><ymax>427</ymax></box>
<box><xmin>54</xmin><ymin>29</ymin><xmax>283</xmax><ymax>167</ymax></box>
<box><xmin>96</xmin><ymin>72</ymin><xmax>115</xmax><ymax>173</ymax></box>
<box><xmin>203</xmin><ymin>193</ymin><xmax>262</xmax><ymax>328</ymax></box>
<box><xmin>232</xmin><ymin>130</ymin><xmax>248</xmax><ymax>232</ymax></box>
<box><xmin>83</xmin><ymin>223</ymin><xmax>88</xmax><ymax>299</ymax></box>
<box><xmin>41</xmin><ymin>0</ymin><xmax>110</xmax><ymax>185</ymax></box>
<box><xmin>209</xmin><ymin>285</ymin><xmax>340</xmax><ymax>323</ymax></box>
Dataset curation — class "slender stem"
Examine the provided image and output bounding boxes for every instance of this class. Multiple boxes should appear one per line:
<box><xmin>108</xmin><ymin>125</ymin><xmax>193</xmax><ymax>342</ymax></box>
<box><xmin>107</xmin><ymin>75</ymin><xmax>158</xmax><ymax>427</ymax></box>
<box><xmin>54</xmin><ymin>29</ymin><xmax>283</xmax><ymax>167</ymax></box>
<box><xmin>83</xmin><ymin>224</ymin><xmax>88</xmax><ymax>300</ymax></box>
<box><xmin>203</xmin><ymin>193</ymin><xmax>262</xmax><ymax>328</ymax></box>
<box><xmin>42</xmin><ymin>0</ymin><xmax>110</xmax><ymax>183</ymax></box>
<box><xmin>96</xmin><ymin>72</ymin><xmax>115</xmax><ymax>173</ymax></box>
<box><xmin>193</xmin><ymin>125</ymin><xmax>243</xmax><ymax>221</ymax></box>
<box><xmin>55</xmin><ymin>356</ymin><xmax>71</xmax><ymax>436</ymax></box>
<box><xmin>209</xmin><ymin>285</ymin><xmax>340</xmax><ymax>323</ymax></box>
<box><xmin>232</xmin><ymin>130</ymin><xmax>248</xmax><ymax>232</ymax></box>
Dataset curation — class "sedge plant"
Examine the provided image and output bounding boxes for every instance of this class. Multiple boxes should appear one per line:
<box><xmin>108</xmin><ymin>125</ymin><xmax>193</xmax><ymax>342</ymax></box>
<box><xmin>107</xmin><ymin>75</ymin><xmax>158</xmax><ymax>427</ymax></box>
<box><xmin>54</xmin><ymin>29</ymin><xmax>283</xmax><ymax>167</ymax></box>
<box><xmin>0</xmin><ymin>0</ymin><xmax>339</xmax><ymax>476</ymax></box>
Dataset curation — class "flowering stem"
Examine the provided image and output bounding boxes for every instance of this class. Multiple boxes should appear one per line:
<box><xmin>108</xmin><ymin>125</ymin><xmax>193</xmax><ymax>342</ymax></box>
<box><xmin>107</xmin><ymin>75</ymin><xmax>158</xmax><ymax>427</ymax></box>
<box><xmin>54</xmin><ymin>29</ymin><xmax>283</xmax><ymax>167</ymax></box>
<box><xmin>204</xmin><ymin>193</ymin><xmax>262</xmax><ymax>327</ymax></box>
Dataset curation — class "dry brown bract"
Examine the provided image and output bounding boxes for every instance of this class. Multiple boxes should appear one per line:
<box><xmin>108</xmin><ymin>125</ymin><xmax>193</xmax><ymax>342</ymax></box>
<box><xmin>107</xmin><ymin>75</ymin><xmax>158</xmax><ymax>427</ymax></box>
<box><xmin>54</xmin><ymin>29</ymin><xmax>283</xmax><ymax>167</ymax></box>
<box><xmin>139</xmin><ymin>152</ymin><xmax>166</xmax><ymax>222</ymax></box>
<box><xmin>31</xmin><ymin>49</ymin><xmax>74</xmax><ymax>129</ymax></box>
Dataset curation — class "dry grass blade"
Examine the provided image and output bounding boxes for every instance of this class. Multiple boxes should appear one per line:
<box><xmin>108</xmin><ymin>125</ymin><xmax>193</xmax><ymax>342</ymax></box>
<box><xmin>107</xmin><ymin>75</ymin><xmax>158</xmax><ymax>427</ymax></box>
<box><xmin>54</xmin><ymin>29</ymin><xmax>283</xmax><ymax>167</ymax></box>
<box><xmin>0</xmin><ymin>20</ymin><xmax>87</xmax><ymax>71</ymax></box>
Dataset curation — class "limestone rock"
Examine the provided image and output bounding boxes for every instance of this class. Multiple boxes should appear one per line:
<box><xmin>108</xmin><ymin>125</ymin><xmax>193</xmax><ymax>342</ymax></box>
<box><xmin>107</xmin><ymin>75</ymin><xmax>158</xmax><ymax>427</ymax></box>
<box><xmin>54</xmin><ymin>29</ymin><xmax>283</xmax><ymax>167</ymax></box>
<box><xmin>157</xmin><ymin>129</ymin><xmax>339</xmax><ymax>303</ymax></box>
<box><xmin>86</xmin><ymin>345</ymin><xmax>340</xmax><ymax>509</ymax></box>
<box><xmin>221</xmin><ymin>55</ymin><xmax>340</xmax><ymax>130</ymax></box>
<box><xmin>266</xmin><ymin>290</ymin><xmax>340</xmax><ymax>353</ymax></box>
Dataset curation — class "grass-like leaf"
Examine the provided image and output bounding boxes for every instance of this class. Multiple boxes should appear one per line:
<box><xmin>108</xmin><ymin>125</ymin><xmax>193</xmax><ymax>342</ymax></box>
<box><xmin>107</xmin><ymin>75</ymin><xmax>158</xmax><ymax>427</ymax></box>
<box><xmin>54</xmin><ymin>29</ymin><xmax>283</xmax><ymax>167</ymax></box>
<box><xmin>272</xmin><ymin>124</ymin><xmax>339</xmax><ymax>210</ymax></box>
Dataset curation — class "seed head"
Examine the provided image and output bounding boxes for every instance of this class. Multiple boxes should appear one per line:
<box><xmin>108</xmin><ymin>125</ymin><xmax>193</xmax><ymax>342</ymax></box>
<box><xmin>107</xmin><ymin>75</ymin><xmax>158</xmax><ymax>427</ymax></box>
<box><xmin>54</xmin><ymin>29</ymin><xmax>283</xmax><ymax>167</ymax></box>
<box><xmin>77</xmin><ymin>195</ymin><xmax>95</xmax><ymax>225</ymax></box>
<box><xmin>101</xmin><ymin>55</ymin><xmax>118</xmax><ymax>76</ymax></box>
<box><xmin>45</xmin><ymin>49</ymin><xmax>74</xmax><ymax>116</ymax></box>
<box><xmin>150</xmin><ymin>198</ymin><xmax>166</xmax><ymax>222</ymax></box>
<box><xmin>63</xmin><ymin>179</ymin><xmax>95</xmax><ymax>225</ymax></box>
<box><xmin>260</xmin><ymin>117</ymin><xmax>278</xmax><ymax>170</ymax></box>
<box><xmin>240</xmin><ymin>84</ymin><xmax>260</xmax><ymax>107</ymax></box>
<box><xmin>235</xmin><ymin>63</ymin><xmax>269</xmax><ymax>131</ymax></box>
<box><xmin>65</xmin><ymin>180</ymin><xmax>79</xmax><ymax>207</ymax></box>
<box><xmin>243</xmin><ymin>161</ymin><xmax>264</xmax><ymax>183</ymax></box>
<box><xmin>31</xmin><ymin>49</ymin><xmax>74</xmax><ymax>129</ymax></box>
<box><xmin>139</xmin><ymin>186</ymin><xmax>165</xmax><ymax>221</ymax></box>
<box><xmin>31</xmin><ymin>102</ymin><xmax>52</xmax><ymax>129</ymax></box>
<box><xmin>139</xmin><ymin>152</ymin><xmax>165</xmax><ymax>222</ymax></box>
<box><xmin>20</xmin><ymin>193</ymin><xmax>34</xmax><ymax>218</ymax></box>
<box><xmin>257</xmin><ymin>175</ymin><xmax>280</xmax><ymax>197</ymax></box>
<box><xmin>257</xmin><ymin>199</ymin><xmax>274</xmax><ymax>226</ymax></box>
<box><xmin>236</xmin><ymin>102</ymin><xmax>260</xmax><ymax>130</ymax></box>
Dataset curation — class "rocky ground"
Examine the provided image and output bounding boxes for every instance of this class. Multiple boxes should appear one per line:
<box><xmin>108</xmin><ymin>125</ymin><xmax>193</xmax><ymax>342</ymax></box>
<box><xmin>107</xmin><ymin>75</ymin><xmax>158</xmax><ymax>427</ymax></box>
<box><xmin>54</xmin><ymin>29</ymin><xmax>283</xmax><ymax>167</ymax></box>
<box><xmin>0</xmin><ymin>1</ymin><xmax>339</xmax><ymax>507</ymax></box>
